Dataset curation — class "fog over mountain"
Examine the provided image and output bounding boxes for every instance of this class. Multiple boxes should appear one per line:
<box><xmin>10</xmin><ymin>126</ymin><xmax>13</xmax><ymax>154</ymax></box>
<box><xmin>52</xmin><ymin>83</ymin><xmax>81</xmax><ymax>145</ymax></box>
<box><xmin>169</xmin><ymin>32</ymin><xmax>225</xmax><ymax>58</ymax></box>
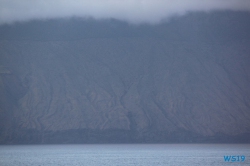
<box><xmin>0</xmin><ymin>10</ymin><xmax>250</xmax><ymax>143</ymax></box>
<box><xmin>1</xmin><ymin>0</ymin><xmax>250</xmax><ymax>24</ymax></box>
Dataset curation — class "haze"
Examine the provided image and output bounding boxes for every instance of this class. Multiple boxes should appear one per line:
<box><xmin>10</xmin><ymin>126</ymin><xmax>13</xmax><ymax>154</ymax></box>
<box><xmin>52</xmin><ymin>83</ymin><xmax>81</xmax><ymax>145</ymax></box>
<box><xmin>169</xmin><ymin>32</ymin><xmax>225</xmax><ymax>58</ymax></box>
<box><xmin>1</xmin><ymin>0</ymin><xmax>250</xmax><ymax>24</ymax></box>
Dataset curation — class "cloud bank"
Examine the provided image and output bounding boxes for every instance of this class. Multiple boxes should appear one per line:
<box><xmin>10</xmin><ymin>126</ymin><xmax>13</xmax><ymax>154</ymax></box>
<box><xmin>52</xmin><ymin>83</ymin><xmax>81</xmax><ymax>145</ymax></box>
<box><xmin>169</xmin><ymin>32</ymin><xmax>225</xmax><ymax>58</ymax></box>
<box><xmin>1</xmin><ymin>0</ymin><xmax>250</xmax><ymax>24</ymax></box>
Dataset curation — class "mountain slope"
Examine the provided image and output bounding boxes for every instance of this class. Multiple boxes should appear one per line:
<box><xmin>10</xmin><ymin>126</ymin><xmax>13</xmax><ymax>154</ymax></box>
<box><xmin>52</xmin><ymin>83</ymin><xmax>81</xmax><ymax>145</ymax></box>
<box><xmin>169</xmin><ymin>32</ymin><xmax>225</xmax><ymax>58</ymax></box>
<box><xmin>0</xmin><ymin>11</ymin><xmax>250</xmax><ymax>143</ymax></box>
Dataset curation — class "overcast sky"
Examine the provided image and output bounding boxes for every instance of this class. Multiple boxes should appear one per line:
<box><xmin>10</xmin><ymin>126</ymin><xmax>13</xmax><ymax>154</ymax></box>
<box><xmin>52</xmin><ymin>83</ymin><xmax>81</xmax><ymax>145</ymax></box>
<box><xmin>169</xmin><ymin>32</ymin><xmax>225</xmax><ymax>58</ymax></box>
<box><xmin>0</xmin><ymin>0</ymin><xmax>250</xmax><ymax>24</ymax></box>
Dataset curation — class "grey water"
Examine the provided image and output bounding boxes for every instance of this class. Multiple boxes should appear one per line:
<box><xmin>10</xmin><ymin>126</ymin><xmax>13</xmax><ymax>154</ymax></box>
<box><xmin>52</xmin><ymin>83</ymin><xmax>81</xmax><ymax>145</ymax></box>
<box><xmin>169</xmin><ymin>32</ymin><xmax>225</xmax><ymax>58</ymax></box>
<box><xmin>0</xmin><ymin>144</ymin><xmax>249</xmax><ymax>166</ymax></box>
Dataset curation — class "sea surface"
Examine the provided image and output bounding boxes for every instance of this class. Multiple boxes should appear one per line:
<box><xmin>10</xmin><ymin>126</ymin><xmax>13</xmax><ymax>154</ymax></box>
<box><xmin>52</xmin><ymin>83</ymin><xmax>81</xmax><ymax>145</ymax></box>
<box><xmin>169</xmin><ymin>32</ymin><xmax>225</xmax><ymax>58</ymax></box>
<box><xmin>0</xmin><ymin>144</ymin><xmax>249</xmax><ymax>166</ymax></box>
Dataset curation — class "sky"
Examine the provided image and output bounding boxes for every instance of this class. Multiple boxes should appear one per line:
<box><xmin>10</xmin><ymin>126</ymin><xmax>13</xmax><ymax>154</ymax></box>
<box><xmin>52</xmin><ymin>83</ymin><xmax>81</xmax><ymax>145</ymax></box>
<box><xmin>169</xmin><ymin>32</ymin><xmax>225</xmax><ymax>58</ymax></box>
<box><xmin>0</xmin><ymin>0</ymin><xmax>250</xmax><ymax>24</ymax></box>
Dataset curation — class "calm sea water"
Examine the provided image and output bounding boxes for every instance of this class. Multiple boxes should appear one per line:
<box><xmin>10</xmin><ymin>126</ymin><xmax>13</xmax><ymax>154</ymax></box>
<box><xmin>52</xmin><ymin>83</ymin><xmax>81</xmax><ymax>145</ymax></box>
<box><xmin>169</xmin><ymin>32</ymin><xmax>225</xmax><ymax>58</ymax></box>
<box><xmin>0</xmin><ymin>144</ymin><xmax>249</xmax><ymax>166</ymax></box>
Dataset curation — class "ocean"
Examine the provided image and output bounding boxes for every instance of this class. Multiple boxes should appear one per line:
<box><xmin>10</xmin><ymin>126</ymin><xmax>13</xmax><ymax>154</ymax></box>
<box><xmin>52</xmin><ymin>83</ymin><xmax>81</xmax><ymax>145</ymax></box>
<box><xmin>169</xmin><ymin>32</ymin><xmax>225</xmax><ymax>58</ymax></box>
<box><xmin>0</xmin><ymin>144</ymin><xmax>249</xmax><ymax>166</ymax></box>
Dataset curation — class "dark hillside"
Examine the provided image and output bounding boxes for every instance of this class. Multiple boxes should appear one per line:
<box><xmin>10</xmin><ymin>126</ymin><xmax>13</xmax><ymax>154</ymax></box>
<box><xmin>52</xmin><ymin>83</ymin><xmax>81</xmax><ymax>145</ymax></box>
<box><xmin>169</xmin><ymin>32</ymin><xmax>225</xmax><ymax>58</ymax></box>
<box><xmin>0</xmin><ymin>11</ymin><xmax>250</xmax><ymax>143</ymax></box>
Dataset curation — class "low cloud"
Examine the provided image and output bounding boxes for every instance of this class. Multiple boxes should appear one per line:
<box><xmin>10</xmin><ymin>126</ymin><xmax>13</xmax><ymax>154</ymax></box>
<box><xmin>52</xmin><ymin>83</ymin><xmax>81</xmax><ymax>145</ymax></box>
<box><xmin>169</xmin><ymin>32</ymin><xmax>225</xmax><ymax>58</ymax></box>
<box><xmin>1</xmin><ymin>0</ymin><xmax>250</xmax><ymax>24</ymax></box>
